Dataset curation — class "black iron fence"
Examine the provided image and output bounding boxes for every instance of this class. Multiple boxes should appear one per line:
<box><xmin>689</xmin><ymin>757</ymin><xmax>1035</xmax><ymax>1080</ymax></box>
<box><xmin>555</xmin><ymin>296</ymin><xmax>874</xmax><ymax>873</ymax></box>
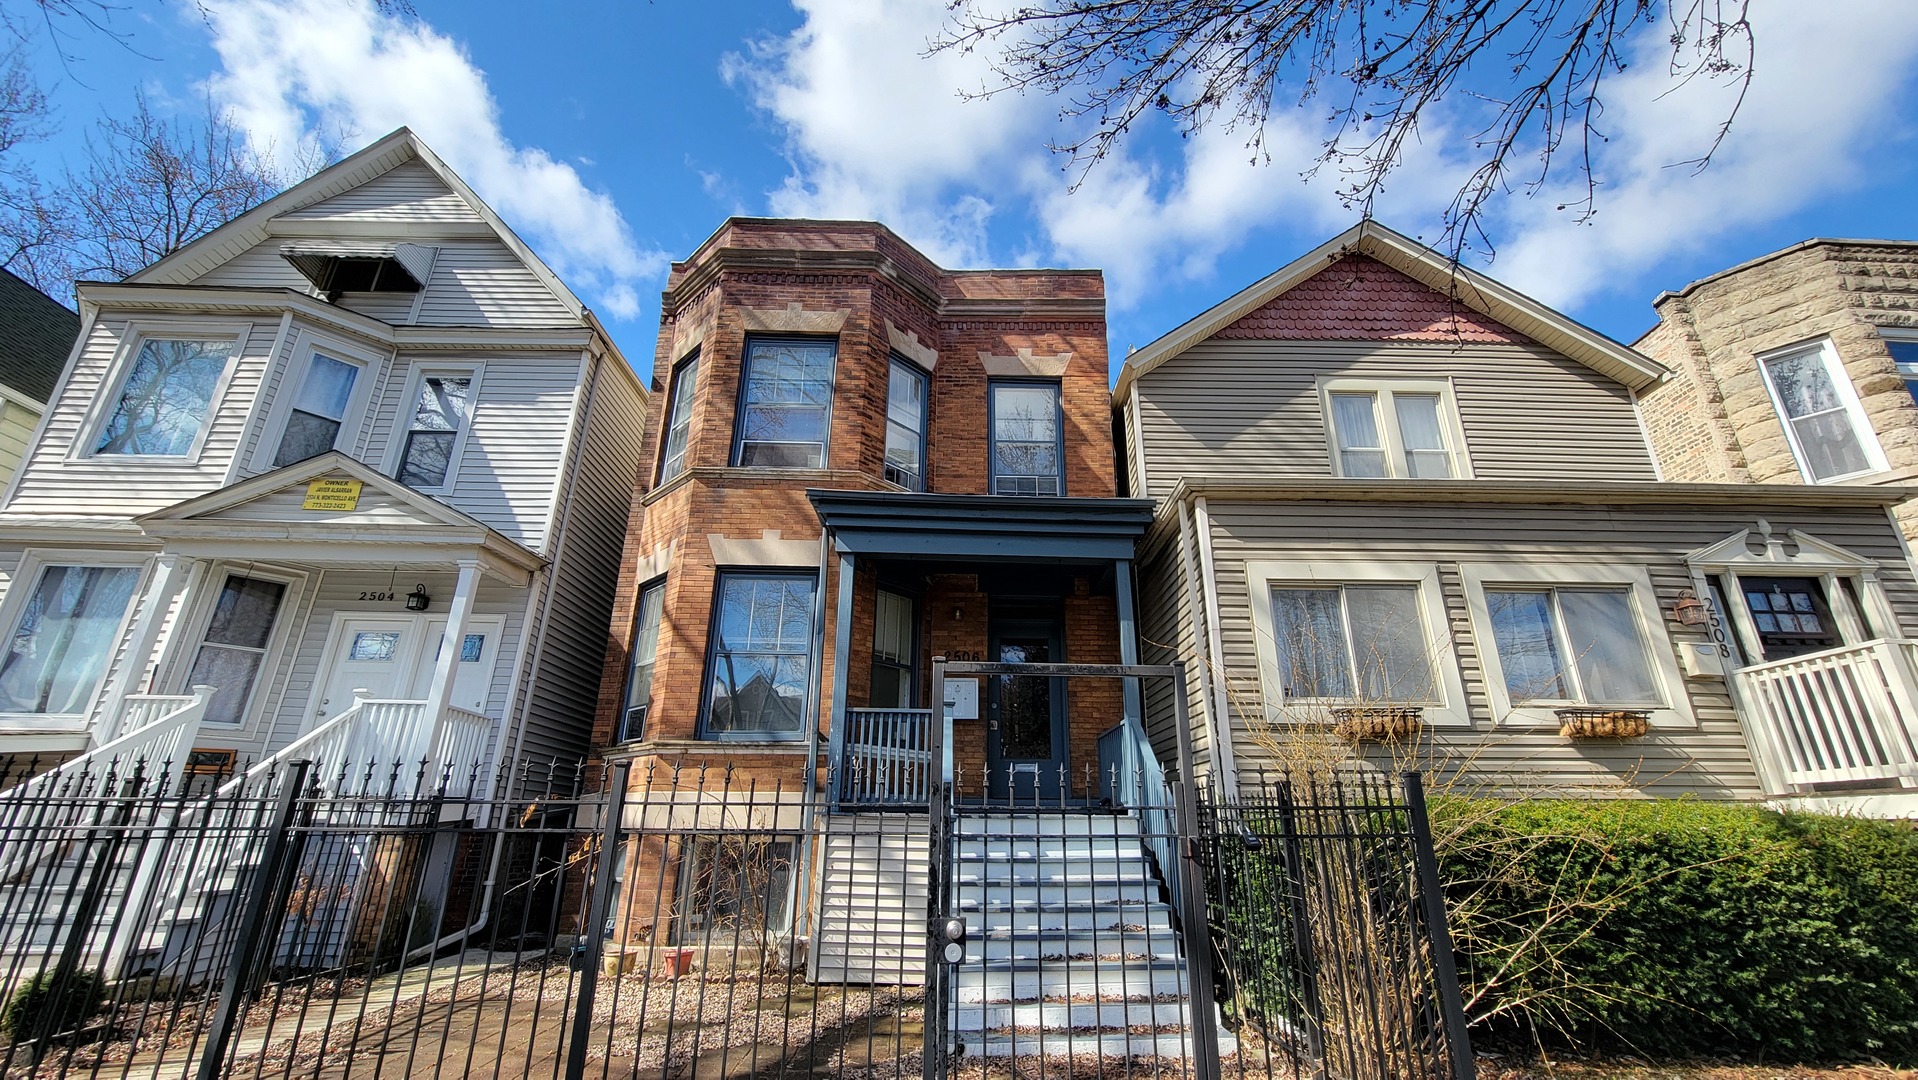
<box><xmin>0</xmin><ymin>747</ymin><xmax>1470</xmax><ymax>1080</ymax></box>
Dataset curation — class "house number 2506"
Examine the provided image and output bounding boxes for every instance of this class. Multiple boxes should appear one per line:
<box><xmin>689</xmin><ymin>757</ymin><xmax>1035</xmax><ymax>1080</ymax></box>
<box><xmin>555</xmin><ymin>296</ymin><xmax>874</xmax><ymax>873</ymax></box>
<box><xmin>359</xmin><ymin>591</ymin><xmax>398</xmax><ymax>602</ymax></box>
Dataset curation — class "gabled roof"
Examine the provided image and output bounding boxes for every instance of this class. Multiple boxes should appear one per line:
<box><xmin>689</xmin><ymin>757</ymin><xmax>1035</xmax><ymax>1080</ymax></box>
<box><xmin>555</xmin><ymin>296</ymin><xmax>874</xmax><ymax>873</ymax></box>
<box><xmin>133</xmin><ymin>451</ymin><xmax>544</xmax><ymax>579</ymax></box>
<box><xmin>123</xmin><ymin>128</ymin><xmax>585</xmax><ymax>322</ymax></box>
<box><xmin>1114</xmin><ymin>220</ymin><xmax>1666</xmax><ymax>401</ymax></box>
<box><xmin>0</xmin><ymin>268</ymin><xmax>79</xmax><ymax>402</ymax></box>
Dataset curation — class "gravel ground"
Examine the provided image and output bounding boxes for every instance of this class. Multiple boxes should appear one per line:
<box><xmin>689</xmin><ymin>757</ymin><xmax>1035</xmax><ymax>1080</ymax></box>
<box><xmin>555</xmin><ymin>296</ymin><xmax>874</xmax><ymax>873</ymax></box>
<box><xmin>1477</xmin><ymin>1056</ymin><xmax>1916</xmax><ymax>1079</ymax></box>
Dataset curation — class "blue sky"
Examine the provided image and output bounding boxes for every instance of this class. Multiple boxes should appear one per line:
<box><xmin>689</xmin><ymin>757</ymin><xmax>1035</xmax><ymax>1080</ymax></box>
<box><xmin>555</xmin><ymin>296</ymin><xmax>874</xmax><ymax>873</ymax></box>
<box><xmin>16</xmin><ymin>0</ymin><xmax>1918</xmax><ymax>383</ymax></box>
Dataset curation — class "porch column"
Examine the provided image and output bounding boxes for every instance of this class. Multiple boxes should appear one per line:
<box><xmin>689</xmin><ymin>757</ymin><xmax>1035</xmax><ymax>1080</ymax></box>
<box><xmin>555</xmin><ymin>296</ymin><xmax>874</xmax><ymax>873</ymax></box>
<box><xmin>823</xmin><ymin>553</ymin><xmax>855</xmax><ymax>802</ymax></box>
<box><xmin>420</xmin><ymin>560</ymin><xmax>482</xmax><ymax>780</ymax></box>
<box><xmin>99</xmin><ymin>553</ymin><xmax>196</xmax><ymax>744</ymax></box>
<box><xmin>1115</xmin><ymin>556</ymin><xmax>1144</xmax><ymax>729</ymax></box>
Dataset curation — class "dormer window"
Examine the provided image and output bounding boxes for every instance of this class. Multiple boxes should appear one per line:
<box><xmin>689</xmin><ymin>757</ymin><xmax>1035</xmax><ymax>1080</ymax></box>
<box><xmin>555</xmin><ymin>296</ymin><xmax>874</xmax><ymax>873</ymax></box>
<box><xmin>281</xmin><ymin>243</ymin><xmax>432</xmax><ymax>302</ymax></box>
<box><xmin>1318</xmin><ymin>378</ymin><xmax>1469</xmax><ymax>479</ymax></box>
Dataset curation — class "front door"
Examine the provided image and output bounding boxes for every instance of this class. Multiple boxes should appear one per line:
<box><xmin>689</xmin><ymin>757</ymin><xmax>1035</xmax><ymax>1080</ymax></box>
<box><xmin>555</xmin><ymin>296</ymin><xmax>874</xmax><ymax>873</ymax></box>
<box><xmin>986</xmin><ymin>616</ymin><xmax>1067</xmax><ymax>801</ymax></box>
<box><xmin>1739</xmin><ymin>576</ymin><xmax>1842</xmax><ymax>661</ymax></box>
<box><xmin>314</xmin><ymin>614</ymin><xmax>503</xmax><ymax>725</ymax></box>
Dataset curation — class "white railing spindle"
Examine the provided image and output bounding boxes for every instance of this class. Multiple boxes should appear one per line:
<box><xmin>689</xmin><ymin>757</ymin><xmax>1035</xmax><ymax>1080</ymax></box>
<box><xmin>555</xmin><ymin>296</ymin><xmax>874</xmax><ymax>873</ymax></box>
<box><xmin>1735</xmin><ymin>639</ymin><xmax>1918</xmax><ymax>792</ymax></box>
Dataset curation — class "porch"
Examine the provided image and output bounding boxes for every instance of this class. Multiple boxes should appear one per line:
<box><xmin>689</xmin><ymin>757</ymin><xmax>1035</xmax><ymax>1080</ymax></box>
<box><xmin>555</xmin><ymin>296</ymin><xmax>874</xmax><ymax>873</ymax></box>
<box><xmin>1733</xmin><ymin>638</ymin><xmax>1918</xmax><ymax>799</ymax></box>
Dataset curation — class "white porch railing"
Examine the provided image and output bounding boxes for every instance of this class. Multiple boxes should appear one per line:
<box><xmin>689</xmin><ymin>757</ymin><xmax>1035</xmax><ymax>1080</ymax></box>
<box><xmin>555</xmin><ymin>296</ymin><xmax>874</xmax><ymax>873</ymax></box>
<box><xmin>836</xmin><ymin>708</ymin><xmax>934</xmax><ymax>804</ymax></box>
<box><xmin>220</xmin><ymin>695</ymin><xmax>496</xmax><ymax>797</ymax></box>
<box><xmin>0</xmin><ymin>688</ymin><xmax>213</xmax><ymax>801</ymax></box>
<box><xmin>1734</xmin><ymin>638</ymin><xmax>1918</xmax><ymax>792</ymax></box>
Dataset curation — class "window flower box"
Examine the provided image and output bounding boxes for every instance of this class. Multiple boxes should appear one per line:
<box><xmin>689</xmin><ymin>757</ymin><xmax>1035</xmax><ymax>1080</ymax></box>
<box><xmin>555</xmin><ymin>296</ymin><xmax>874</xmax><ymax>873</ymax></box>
<box><xmin>1331</xmin><ymin>706</ymin><xmax>1424</xmax><ymax>741</ymax></box>
<box><xmin>1554</xmin><ymin>707</ymin><xmax>1651</xmax><ymax>739</ymax></box>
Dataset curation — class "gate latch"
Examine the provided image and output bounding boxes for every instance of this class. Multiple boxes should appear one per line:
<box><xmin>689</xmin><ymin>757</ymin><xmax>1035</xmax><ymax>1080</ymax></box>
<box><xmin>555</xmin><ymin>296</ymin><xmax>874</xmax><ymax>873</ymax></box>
<box><xmin>931</xmin><ymin>916</ymin><xmax>967</xmax><ymax>964</ymax></box>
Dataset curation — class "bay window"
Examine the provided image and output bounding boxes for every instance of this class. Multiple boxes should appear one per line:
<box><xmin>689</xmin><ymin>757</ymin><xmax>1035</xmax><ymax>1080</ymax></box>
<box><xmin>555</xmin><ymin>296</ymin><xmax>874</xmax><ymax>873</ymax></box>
<box><xmin>184</xmin><ymin>574</ymin><xmax>288</xmax><ymax>727</ymax></box>
<box><xmin>95</xmin><ymin>337</ymin><xmax>237</xmax><ymax>458</ymax></box>
<box><xmin>883</xmin><ymin>358</ymin><xmax>927</xmax><ymax>491</ymax></box>
<box><xmin>658</xmin><ymin>354</ymin><xmax>699</xmax><ymax>484</ymax></box>
<box><xmin>700</xmin><ymin>572</ymin><xmax>817</xmax><ymax>739</ymax></box>
<box><xmin>619</xmin><ymin>579</ymin><xmax>665</xmax><ymax>742</ymax></box>
<box><xmin>272</xmin><ymin>351</ymin><xmax>362</xmax><ymax>467</ymax></box>
<box><xmin>989</xmin><ymin>381</ymin><xmax>1062</xmax><ymax>495</ymax></box>
<box><xmin>396</xmin><ymin>369</ymin><xmax>476</xmax><ymax>489</ymax></box>
<box><xmin>734</xmin><ymin>337</ymin><xmax>835</xmax><ymax>469</ymax></box>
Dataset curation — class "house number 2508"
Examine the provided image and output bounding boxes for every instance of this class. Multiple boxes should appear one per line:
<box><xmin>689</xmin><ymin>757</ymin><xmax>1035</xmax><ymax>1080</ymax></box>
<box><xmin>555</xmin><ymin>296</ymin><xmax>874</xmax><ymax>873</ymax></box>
<box><xmin>359</xmin><ymin>591</ymin><xmax>398</xmax><ymax>602</ymax></box>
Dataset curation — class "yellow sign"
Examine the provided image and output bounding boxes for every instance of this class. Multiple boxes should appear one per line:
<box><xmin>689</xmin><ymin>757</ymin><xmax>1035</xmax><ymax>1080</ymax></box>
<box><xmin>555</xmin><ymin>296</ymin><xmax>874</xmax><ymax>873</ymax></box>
<box><xmin>302</xmin><ymin>478</ymin><xmax>363</xmax><ymax>512</ymax></box>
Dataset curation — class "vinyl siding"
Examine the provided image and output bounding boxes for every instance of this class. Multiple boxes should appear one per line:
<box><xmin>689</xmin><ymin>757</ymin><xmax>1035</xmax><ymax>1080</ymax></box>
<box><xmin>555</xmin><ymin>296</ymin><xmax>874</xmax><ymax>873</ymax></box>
<box><xmin>517</xmin><ymin>358</ymin><xmax>648</xmax><ymax>766</ymax></box>
<box><xmin>0</xmin><ymin>399</ymin><xmax>43</xmax><ymax>489</ymax></box>
<box><xmin>196</xmin><ymin>567</ymin><xmax>530</xmax><ymax>764</ymax></box>
<box><xmin>280</xmin><ymin>161</ymin><xmax>484</xmax><ymax>223</ymax></box>
<box><xmin>1133</xmin><ymin>339</ymin><xmax>1658</xmax><ymax>501</ymax></box>
<box><xmin>1137</xmin><ymin>531</ymin><xmax>1211</xmax><ymax>781</ymax></box>
<box><xmin>1170</xmin><ymin>498</ymin><xmax>1918</xmax><ymax>799</ymax></box>
<box><xmin>5</xmin><ymin>316</ymin><xmax>283</xmax><ymax>515</ymax></box>
<box><xmin>191</xmin><ymin>238</ymin><xmax>571</xmax><ymax>330</ymax></box>
<box><xmin>363</xmin><ymin>356</ymin><xmax>581</xmax><ymax>549</ymax></box>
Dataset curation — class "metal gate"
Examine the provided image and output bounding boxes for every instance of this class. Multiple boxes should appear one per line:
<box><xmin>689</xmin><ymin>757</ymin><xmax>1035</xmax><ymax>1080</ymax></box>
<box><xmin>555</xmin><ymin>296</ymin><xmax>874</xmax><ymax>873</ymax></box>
<box><xmin>0</xmin><ymin>675</ymin><xmax>1471</xmax><ymax>1079</ymax></box>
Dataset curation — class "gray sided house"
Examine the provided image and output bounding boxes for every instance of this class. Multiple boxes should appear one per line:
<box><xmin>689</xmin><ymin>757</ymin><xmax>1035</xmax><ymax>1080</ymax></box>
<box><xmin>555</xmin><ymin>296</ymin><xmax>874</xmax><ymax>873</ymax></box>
<box><xmin>0</xmin><ymin>128</ymin><xmax>646</xmax><ymax>793</ymax></box>
<box><xmin>0</xmin><ymin>268</ymin><xmax>81</xmax><ymax>489</ymax></box>
<box><xmin>1120</xmin><ymin>221</ymin><xmax>1918</xmax><ymax>817</ymax></box>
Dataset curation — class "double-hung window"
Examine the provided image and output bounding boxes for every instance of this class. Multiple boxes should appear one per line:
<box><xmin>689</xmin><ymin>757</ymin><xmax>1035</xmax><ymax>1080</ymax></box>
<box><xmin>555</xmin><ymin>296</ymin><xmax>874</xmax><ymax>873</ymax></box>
<box><xmin>871</xmin><ymin>589</ymin><xmax>916</xmax><ymax>707</ymax></box>
<box><xmin>657</xmin><ymin>354</ymin><xmax>699</xmax><ymax>484</ymax></box>
<box><xmin>989</xmin><ymin>381</ymin><xmax>1062</xmax><ymax>495</ymax></box>
<box><xmin>1759</xmin><ymin>340</ymin><xmax>1885</xmax><ymax>482</ymax></box>
<box><xmin>1246</xmin><ymin>561</ymin><xmax>1467</xmax><ymax>725</ymax></box>
<box><xmin>1320</xmin><ymin>380</ymin><xmax>1465</xmax><ymax>479</ymax></box>
<box><xmin>95</xmin><ymin>337</ymin><xmax>238</xmax><ymax>458</ymax></box>
<box><xmin>883</xmin><ymin>359</ymin><xmax>928</xmax><ymax>491</ymax></box>
<box><xmin>1463</xmin><ymin>563</ymin><xmax>1689</xmax><ymax>726</ymax></box>
<box><xmin>701</xmin><ymin>572</ymin><xmax>817</xmax><ymax>739</ymax></box>
<box><xmin>0</xmin><ymin>562</ymin><xmax>142</xmax><ymax>718</ymax></box>
<box><xmin>184</xmin><ymin>574</ymin><xmax>287</xmax><ymax>727</ymax></box>
<box><xmin>734</xmin><ymin>337</ymin><xmax>835</xmax><ymax>469</ymax></box>
<box><xmin>619</xmin><ymin>579</ymin><xmax>666</xmax><ymax>742</ymax></box>
<box><xmin>272</xmin><ymin>351</ymin><xmax>363</xmax><ymax>467</ymax></box>
<box><xmin>396</xmin><ymin>370</ymin><xmax>476</xmax><ymax>489</ymax></box>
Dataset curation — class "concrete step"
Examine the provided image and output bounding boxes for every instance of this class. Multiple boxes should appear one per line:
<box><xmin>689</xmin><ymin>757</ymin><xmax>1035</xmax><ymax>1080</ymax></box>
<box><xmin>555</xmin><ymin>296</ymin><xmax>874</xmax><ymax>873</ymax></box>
<box><xmin>954</xmin><ymin>814</ymin><xmax>1140</xmax><ymax>838</ymax></box>
<box><xmin>954</xmin><ymin>880</ymin><xmax>1159</xmax><ymax>906</ymax></box>
<box><xmin>954</xmin><ymin>902</ymin><xmax>1174</xmax><ymax>933</ymax></box>
<box><xmin>953</xmin><ymin>834</ymin><xmax>1148</xmax><ymax>858</ymax></box>
<box><xmin>953</xmin><ymin>859</ymin><xmax>1155</xmax><ymax>885</ymax></box>
<box><xmin>953</xmin><ymin>959</ymin><xmax>1187</xmax><ymax>1003</ymax></box>
<box><xmin>956</xmin><ymin>1032</ymin><xmax>1199</xmax><ymax>1058</ymax></box>
<box><xmin>948</xmin><ymin>1000</ymin><xmax>1189</xmax><ymax>1032</ymax></box>
<box><xmin>968</xmin><ymin>928</ymin><xmax>1180</xmax><ymax>963</ymax></box>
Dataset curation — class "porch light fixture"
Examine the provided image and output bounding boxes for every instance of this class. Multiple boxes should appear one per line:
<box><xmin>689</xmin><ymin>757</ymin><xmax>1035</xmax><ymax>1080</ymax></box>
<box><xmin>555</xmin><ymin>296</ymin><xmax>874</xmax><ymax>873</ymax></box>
<box><xmin>406</xmin><ymin>584</ymin><xmax>431</xmax><ymax>612</ymax></box>
<box><xmin>1673</xmin><ymin>589</ymin><xmax>1710</xmax><ymax>627</ymax></box>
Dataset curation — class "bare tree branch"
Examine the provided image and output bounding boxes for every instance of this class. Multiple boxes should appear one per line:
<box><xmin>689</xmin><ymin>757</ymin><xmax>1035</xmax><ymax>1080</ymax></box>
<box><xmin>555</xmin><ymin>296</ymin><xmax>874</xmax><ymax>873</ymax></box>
<box><xmin>931</xmin><ymin>0</ymin><xmax>1756</xmax><ymax>261</ymax></box>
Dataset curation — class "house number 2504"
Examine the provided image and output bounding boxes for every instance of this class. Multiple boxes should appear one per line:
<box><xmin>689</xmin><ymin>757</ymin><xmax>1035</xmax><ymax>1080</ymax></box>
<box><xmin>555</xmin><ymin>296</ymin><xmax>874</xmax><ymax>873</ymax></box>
<box><xmin>359</xmin><ymin>591</ymin><xmax>398</xmax><ymax>602</ymax></box>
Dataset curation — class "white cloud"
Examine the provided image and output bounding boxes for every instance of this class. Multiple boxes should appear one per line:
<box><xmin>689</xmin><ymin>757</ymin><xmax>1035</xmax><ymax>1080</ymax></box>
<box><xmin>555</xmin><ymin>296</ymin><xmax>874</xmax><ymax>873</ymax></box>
<box><xmin>203</xmin><ymin>0</ymin><xmax>665</xmax><ymax>319</ymax></box>
<box><xmin>739</xmin><ymin>0</ymin><xmax>1918</xmax><ymax>316</ymax></box>
<box><xmin>1489</xmin><ymin>0</ymin><xmax>1918</xmax><ymax>308</ymax></box>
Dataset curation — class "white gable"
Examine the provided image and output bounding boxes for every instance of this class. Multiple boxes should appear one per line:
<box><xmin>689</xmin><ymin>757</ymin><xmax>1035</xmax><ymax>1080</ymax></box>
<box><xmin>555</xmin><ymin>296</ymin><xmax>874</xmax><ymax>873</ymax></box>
<box><xmin>193</xmin><ymin>472</ymin><xmax>449</xmax><ymax>528</ymax></box>
<box><xmin>281</xmin><ymin>161</ymin><xmax>483</xmax><ymax>224</ymax></box>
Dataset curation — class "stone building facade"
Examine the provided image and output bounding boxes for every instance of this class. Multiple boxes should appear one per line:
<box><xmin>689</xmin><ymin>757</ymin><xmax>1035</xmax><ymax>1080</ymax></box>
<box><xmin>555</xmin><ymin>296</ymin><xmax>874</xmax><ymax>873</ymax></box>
<box><xmin>1637</xmin><ymin>239</ymin><xmax>1918</xmax><ymax>541</ymax></box>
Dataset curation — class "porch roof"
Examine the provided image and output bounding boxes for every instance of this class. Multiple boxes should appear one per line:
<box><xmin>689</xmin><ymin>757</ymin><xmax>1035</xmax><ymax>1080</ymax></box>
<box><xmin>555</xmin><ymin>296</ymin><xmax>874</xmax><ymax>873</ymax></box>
<box><xmin>132</xmin><ymin>451</ymin><xmax>545</xmax><ymax>584</ymax></box>
<box><xmin>807</xmin><ymin>489</ymin><xmax>1154</xmax><ymax>562</ymax></box>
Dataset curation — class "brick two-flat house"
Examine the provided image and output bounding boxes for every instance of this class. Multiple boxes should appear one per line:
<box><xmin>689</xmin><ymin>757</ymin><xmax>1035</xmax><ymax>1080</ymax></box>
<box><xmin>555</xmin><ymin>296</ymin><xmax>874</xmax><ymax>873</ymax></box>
<box><xmin>1121</xmin><ymin>221</ymin><xmax>1918</xmax><ymax>817</ymax></box>
<box><xmin>592</xmin><ymin>220</ymin><xmax>1202</xmax><ymax>1022</ymax></box>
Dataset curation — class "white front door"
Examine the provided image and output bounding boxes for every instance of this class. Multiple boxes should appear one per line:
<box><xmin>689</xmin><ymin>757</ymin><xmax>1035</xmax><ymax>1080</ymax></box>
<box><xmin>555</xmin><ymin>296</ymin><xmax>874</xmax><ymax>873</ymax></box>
<box><xmin>406</xmin><ymin>616</ymin><xmax>504</xmax><ymax>714</ymax></box>
<box><xmin>314</xmin><ymin>613</ymin><xmax>505</xmax><ymax>725</ymax></box>
<box><xmin>317</xmin><ymin>615</ymin><xmax>423</xmax><ymax>722</ymax></box>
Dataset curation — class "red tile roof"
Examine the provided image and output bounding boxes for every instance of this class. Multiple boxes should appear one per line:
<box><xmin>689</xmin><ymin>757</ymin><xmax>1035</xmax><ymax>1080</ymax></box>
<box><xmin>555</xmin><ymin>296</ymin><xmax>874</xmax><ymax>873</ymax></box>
<box><xmin>1216</xmin><ymin>254</ymin><xmax>1531</xmax><ymax>344</ymax></box>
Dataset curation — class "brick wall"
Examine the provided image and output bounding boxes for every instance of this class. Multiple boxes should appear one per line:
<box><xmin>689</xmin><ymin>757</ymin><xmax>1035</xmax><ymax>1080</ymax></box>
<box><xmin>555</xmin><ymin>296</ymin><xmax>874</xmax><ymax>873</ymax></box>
<box><xmin>589</xmin><ymin>219</ymin><xmax>1125</xmax><ymax>803</ymax></box>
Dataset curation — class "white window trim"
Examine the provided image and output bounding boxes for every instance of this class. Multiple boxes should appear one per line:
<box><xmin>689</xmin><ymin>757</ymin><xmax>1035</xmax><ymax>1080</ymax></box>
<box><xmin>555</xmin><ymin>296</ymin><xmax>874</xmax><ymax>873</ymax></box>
<box><xmin>75</xmin><ymin>320</ymin><xmax>251</xmax><ymax>465</ymax></box>
<box><xmin>1460</xmin><ymin>561</ymin><xmax>1694</xmax><ymax>729</ymax></box>
<box><xmin>1756</xmin><ymin>337</ymin><xmax>1889</xmax><ymax>484</ymax></box>
<box><xmin>383</xmin><ymin>362</ymin><xmax>484</xmax><ymax>494</ymax></box>
<box><xmin>1317</xmin><ymin>376</ymin><xmax>1473</xmax><ymax>480</ymax></box>
<box><xmin>1686</xmin><ymin>526</ymin><xmax>1898</xmax><ymax>669</ymax></box>
<box><xmin>0</xmin><ymin>549</ymin><xmax>153</xmax><ymax>732</ymax></box>
<box><xmin>1244</xmin><ymin>560</ymin><xmax>1470</xmax><ymax>727</ymax></box>
<box><xmin>167</xmin><ymin>562</ymin><xmax>309</xmax><ymax>736</ymax></box>
<box><xmin>251</xmin><ymin>331</ymin><xmax>386</xmax><ymax>473</ymax></box>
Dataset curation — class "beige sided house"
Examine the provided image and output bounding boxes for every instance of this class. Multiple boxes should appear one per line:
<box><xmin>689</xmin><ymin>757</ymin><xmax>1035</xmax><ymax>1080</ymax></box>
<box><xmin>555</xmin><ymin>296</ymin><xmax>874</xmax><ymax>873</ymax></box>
<box><xmin>0</xmin><ymin>128</ymin><xmax>646</xmax><ymax>792</ymax></box>
<box><xmin>1120</xmin><ymin>221</ymin><xmax>1918</xmax><ymax>816</ymax></box>
<box><xmin>0</xmin><ymin>269</ymin><xmax>81</xmax><ymax>489</ymax></box>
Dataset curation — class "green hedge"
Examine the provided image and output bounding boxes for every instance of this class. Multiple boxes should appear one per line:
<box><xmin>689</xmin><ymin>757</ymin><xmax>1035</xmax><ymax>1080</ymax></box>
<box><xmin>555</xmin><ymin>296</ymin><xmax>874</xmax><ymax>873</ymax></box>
<box><xmin>1434</xmin><ymin>798</ymin><xmax>1918</xmax><ymax>1063</ymax></box>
